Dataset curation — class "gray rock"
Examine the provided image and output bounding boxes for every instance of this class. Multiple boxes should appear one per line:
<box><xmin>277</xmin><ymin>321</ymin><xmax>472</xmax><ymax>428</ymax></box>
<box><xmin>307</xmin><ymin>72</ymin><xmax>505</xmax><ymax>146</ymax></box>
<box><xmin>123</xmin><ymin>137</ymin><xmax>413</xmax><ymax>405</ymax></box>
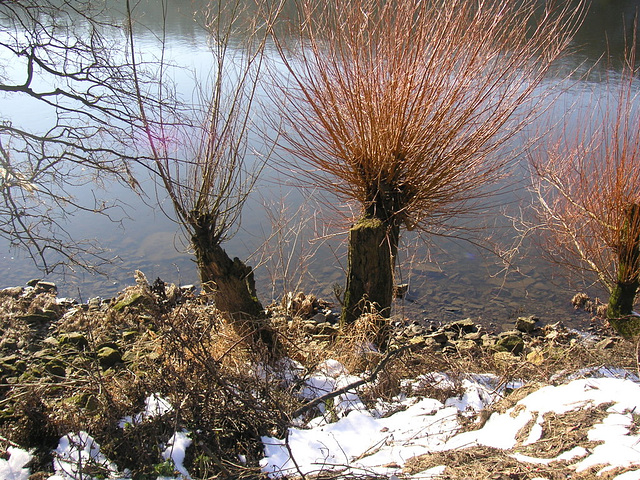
<box><xmin>35</xmin><ymin>281</ymin><xmax>57</xmax><ymax>294</ymax></box>
<box><xmin>463</xmin><ymin>331</ymin><xmax>483</xmax><ymax>342</ymax></box>
<box><xmin>428</xmin><ymin>331</ymin><xmax>448</xmax><ymax>344</ymax></box>
<box><xmin>310</xmin><ymin>312</ymin><xmax>327</xmax><ymax>323</ymax></box>
<box><xmin>42</xmin><ymin>336</ymin><xmax>60</xmax><ymax>348</ymax></box>
<box><xmin>446</xmin><ymin>318</ymin><xmax>477</xmax><ymax>334</ymax></box>
<box><xmin>455</xmin><ymin>339</ymin><xmax>479</xmax><ymax>352</ymax></box>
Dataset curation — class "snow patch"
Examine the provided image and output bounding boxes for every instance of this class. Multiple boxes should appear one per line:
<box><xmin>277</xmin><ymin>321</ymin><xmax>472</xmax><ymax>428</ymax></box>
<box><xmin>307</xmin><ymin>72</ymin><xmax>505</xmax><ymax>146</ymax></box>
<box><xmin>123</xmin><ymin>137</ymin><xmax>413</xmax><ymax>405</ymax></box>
<box><xmin>0</xmin><ymin>447</ymin><xmax>33</xmax><ymax>480</ymax></box>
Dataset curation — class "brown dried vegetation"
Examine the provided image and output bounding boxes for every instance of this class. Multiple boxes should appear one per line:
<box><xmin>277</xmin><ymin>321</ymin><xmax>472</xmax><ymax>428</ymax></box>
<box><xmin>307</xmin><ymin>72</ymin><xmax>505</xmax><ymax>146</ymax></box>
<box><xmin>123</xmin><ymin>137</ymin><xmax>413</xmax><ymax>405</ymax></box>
<box><xmin>0</xmin><ymin>277</ymin><xmax>638</xmax><ymax>478</ymax></box>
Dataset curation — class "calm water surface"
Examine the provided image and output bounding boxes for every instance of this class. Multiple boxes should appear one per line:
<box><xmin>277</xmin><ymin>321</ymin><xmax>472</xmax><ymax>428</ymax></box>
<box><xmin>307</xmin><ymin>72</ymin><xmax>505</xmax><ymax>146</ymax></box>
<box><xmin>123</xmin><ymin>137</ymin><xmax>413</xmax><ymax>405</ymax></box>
<box><xmin>1</xmin><ymin>0</ymin><xmax>639</xmax><ymax>330</ymax></box>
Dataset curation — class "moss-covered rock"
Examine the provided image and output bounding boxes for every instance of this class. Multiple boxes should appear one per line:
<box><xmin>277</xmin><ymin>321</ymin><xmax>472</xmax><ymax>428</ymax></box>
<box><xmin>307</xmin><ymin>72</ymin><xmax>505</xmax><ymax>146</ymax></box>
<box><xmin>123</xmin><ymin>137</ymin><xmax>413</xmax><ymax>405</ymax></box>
<box><xmin>97</xmin><ymin>346</ymin><xmax>122</xmax><ymax>368</ymax></box>
<box><xmin>44</xmin><ymin>358</ymin><xmax>66</xmax><ymax>377</ymax></box>
<box><xmin>58</xmin><ymin>332</ymin><xmax>89</xmax><ymax>349</ymax></box>
<box><xmin>17</xmin><ymin>311</ymin><xmax>58</xmax><ymax>324</ymax></box>
<box><xmin>515</xmin><ymin>315</ymin><xmax>539</xmax><ymax>333</ymax></box>
<box><xmin>112</xmin><ymin>292</ymin><xmax>147</xmax><ymax>312</ymax></box>
<box><xmin>607</xmin><ymin>315</ymin><xmax>640</xmax><ymax>339</ymax></box>
<box><xmin>495</xmin><ymin>334</ymin><xmax>524</xmax><ymax>354</ymax></box>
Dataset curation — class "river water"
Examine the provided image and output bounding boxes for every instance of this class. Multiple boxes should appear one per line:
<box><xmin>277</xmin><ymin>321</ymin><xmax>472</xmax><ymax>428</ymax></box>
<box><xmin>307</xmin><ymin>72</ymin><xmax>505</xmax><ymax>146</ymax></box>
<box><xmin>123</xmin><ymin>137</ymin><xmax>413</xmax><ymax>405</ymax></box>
<box><xmin>1</xmin><ymin>0</ymin><xmax>639</xmax><ymax>330</ymax></box>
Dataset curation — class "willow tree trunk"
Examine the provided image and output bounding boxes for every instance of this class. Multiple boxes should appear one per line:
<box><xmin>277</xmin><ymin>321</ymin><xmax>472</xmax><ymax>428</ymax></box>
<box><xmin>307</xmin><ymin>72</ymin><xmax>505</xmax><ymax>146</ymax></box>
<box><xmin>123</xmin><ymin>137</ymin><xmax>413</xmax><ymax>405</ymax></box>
<box><xmin>192</xmin><ymin>235</ymin><xmax>275</xmax><ymax>346</ymax></box>
<box><xmin>607</xmin><ymin>204</ymin><xmax>640</xmax><ymax>338</ymax></box>
<box><xmin>341</xmin><ymin>216</ymin><xmax>399</xmax><ymax>339</ymax></box>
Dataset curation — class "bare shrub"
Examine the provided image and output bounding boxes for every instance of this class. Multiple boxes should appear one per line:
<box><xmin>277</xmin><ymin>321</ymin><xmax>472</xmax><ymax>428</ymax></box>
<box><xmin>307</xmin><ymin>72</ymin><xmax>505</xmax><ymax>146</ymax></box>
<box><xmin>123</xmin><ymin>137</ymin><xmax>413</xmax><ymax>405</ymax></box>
<box><xmin>530</xmin><ymin>36</ymin><xmax>640</xmax><ymax>337</ymax></box>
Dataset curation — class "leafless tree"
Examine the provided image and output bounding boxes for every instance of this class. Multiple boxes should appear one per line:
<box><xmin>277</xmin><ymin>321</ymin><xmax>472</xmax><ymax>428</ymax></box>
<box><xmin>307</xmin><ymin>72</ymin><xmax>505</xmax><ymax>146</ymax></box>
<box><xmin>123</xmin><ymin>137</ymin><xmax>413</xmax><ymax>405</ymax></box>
<box><xmin>270</xmin><ymin>0</ymin><xmax>584</xmax><ymax>331</ymax></box>
<box><xmin>530</xmin><ymin>40</ymin><xmax>640</xmax><ymax>337</ymax></box>
<box><xmin>0</xmin><ymin>0</ymin><xmax>151</xmax><ymax>274</ymax></box>
<box><xmin>1</xmin><ymin>0</ymin><xmax>282</xmax><ymax>343</ymax></box>
<box><xmin>127</xmin><ymin>0</ymin><xmax>282</xmax><ymax>336</ymax></box>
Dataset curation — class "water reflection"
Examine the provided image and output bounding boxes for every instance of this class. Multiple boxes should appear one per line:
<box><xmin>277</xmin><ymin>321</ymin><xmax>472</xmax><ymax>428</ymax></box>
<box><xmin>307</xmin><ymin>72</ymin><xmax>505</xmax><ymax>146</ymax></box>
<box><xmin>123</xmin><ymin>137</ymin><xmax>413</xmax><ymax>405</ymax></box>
<box><xmin>1</xmin><ymin>0</ymin><xmax>639</xmax><ymax>330</ymax></box>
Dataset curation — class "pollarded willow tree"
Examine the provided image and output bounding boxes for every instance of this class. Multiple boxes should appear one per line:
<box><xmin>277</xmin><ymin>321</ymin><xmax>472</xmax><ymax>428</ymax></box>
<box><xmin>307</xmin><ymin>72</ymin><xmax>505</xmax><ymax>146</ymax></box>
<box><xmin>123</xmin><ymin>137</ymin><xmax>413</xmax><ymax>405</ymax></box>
<box><xmin>530</xmin><ymin>45</ymin><xmax>640</xmax><ymax>338</ymax></box>
<box><xmin>127</xmin><ymin>0</ymin><xmax>281</xmax><ymax>335</ymax></box>
<box><xmin>271</xmin><ymin>0</ymin><xmax>584</xmax><ymax>329</ymax></box>
<box><xmin>1</xmin><ymin>0</ymin><xmax>280</xmax><ymax>341</ymax></box>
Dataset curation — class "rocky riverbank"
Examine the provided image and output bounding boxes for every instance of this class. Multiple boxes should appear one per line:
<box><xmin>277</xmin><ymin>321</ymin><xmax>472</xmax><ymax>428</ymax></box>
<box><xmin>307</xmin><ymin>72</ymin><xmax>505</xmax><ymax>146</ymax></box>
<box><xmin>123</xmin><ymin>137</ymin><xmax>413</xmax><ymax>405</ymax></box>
<box><xmin>0</xmin><ymin>274</ymin><xmax>635</xmax><ymax>478</ymax></box>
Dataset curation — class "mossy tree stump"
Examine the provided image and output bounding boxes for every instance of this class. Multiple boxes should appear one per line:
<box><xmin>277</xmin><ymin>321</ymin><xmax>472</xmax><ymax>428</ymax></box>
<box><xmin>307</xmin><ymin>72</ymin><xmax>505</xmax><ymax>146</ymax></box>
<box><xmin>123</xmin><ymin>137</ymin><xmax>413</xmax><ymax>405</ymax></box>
<box><xmin>341</xmin><ymin>216</ymin><xmax>398</xmax><ymax>328</ymax></box>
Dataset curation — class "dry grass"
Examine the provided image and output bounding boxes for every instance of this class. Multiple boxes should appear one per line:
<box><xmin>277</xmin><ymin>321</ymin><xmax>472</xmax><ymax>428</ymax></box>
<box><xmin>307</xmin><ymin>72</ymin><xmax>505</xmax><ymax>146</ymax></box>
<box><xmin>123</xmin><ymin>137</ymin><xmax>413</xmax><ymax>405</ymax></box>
<box><xmin>403</xmin><ymin>444</ymin><xmax>638</xmax><ymax>480</ymax></box>
<box><xmin>402</xmin><ymin>404</ymin><xmax>630</xmax><ymax>480</ymax></box>
<box><xmin>515</xmin><ymin>406</ymin><xmax>610</xmax><ymax>459</ymax></box>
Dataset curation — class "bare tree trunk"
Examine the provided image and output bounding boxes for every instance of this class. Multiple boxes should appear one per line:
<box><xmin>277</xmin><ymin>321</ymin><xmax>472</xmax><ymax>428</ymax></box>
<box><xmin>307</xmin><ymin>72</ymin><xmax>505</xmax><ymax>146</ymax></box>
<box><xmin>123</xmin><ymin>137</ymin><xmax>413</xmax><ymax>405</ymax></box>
<box><xmin>608</xmin><ymin>204</ymin><xmax>640</xmax><ymax>337</ymax></box>
<box><xmin>341</xmin><ymin>216</ymin><xmax>399</xmax><ymax>331</ymax></box>
<box><xmin>195</xmin><ymin>242</ymin><xmax>263</xmax><ymax>318</ymax></box>
<box><xmin>192</xmin><ymin>232</ymin><xmax>276</xmax><ymax>347</ymax></box>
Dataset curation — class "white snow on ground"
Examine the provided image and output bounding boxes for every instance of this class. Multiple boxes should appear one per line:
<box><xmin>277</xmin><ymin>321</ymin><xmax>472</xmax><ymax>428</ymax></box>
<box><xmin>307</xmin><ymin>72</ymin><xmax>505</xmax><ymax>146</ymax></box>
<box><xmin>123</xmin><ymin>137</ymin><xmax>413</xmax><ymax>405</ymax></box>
<box><xmin>161</xmin><ymin>431</ymin><xmax>192</xmax><ymax>480</ymax></box>
<box><xmin>39</xmin><ymin>394</ymin><xmax>188</xmax><ymax>480</ymax></box>
<box><xmin>0</xmin><ymin>447</ymin><xmax>32</xmax><ymax>480</ymax></box>
<box><xmin>118</xmin><ymin>392</ymin><xmax>173</xmax><ymax>428</ymax></box>
<box><xmin>262</xmin><ymin>362</ymin><xmax>640</xmax><ymax>479</ymax></box>
<box><xmin>50</xmin><ymin>432</ymin><xmax>120</xmax><ymax>480</ymax></box>
<box><xmin>5</xmin><ymin>361</ymin><xmax>640</xmax><ymax>479</ymax></box>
